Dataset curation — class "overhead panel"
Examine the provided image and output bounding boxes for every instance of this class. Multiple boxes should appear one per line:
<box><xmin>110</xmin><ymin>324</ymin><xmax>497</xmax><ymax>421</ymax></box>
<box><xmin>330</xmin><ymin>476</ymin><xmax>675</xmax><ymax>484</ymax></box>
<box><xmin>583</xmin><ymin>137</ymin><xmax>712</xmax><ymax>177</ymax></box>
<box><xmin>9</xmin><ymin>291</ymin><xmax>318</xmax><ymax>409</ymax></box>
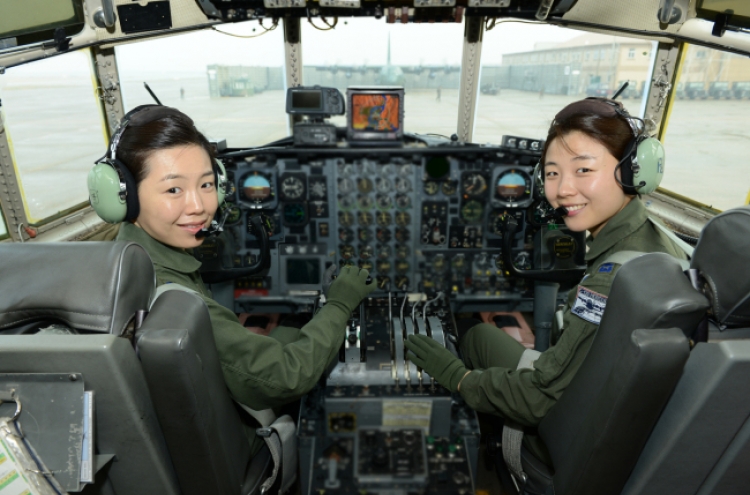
<box><xmin>96</xmin><ymin>0</ymin><xmax>211</xmax><ymax>46</ymax></box>
<box><xmin>562</xmin><ymin>0</ymin><xmax>693</xmax><ymax>41</ymax></box>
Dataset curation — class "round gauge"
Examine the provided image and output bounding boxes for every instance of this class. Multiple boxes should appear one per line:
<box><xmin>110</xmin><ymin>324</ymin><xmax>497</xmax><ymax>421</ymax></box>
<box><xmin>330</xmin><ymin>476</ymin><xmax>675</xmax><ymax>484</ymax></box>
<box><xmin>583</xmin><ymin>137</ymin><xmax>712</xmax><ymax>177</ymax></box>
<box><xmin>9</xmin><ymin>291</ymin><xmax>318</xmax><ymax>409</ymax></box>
<box><xmin>223</xmin><ymin>205</ymin><xmax>242</xmax><ymax>225</ymax></box>
<box><xmin>338</xmin><ymin>178</ymin><xmax>355</xmax><ymax>195</ymax></box>
<box><xmin>338</xmin><ymin>163</ymin><xmax>355</xmax><ymax>176</ymax></box>
<box><xmin>433</xmin><ymin>255</ymin><xmax>447</xmax><ymax>272</ymax></box>
<box><xmin>358</xmin><ymin>195</ymin><xmax>374</xmax><ymax>210</ymax></box>
<box><xmin>225</xmin><ymin>180</ymin><xmax>236</xmax><ymax>196</ymax></box>
<box><xmin>242</xmin><ymin>173</ymin><xmax>272</xmax><ymax>202</ymax></box>
<box><xmin>361</xmin><ymin>160</ymin><xmax>377</xmax><ymax>175</ymax></box>
<box><xmin>377</xmin><ymin>245</ymin><xmax>392</xmax><ymax>259</ymax></box>
<box><xmin>496</xmin><ymin>169</ymin><xmax>531</xmax><ymax>203</ymax></box>
<box><xmin>339</xmin><ymin>228</ymin><xmax>355</xmax><ymax>243</ymax></box>
<box><xmin>395</xmin><ymin>177</ymin><xmax>411</xmax><ymax>193</ymax></box>
<box><xmin>359</xmin><ymin>260</ymin><xmax>374</xmax><ymax>272</ymax></box>
<box><xmin>281</xmin><ymin>175</ymin><xmax>305</xmax><ymax>200</ymax></box>
<box><xmin>376</xmin><ymin>228</ymin><xmax>392</xmax><ymax>243</ymax></box>
<box><xmin>395</xmin><ymin>261</ymin><xmax>410</xmax><ymax>274</ymax></box>
<box><xmin>338</xmin><ymin>195</ymin><xmax>355</xmax><ymax>211</ymax></box>
<box><xmin>425</xmin><ymin>156</ymin><xmax>450</xmax><ymax>179</ymax></box>
<box><xmin>452</xmin><ymin>254</ymin><xmax>466</xmax><ymax>270</ymax></box>
<box><xmin>377</xmin><ymin>260</ymin><xmax>392</xmax><ymax>273</ymax></box>
<box><xmin>376</xmin><ymin>211</ymin><xmax>392</xmax><ymax>227</ymax></box>
<box><xmin>376</xmin><ymin>194</ymin><xmax>393</xmax><ymax>210</ymax></box>
<box><xmin>339</xmin><ymin>244</ymin><xmax>355</xmax><ymax>260</ymax></box>
<box><xmin>376</xmin><ymin>276</ymin><xmax>391</xmax><ymax>290</ymax></box>
<box><xmin>399</xmin><ymin>164</ymin><xmax>412</xmax><ymax>177</ymax></box>
<box><xmin>441</xmin><ymin>180</ymin><xmax>457</xmax><ymax>196</ymax></box>
<box><xmin>375</xmin><ymin>178</ymin><xmax>392</xmax><ymax>194</ymax></box>
<box><xmin>357</xmin><ymin>211</ymin><xmax>374</xmax><ymax>226</ymax></box>
<box><xmin>357</xmin><ymin>178</ymin><xmax>374</xmax><ymax>194</ymax></box>
<box><xmin>395</xmin><ymin>245</ymin><xmax>410</xmax><ymax>259</ymax></box>
<box><xmin>283</xmin><ymin>203</ymin><xmax>307</xmax><ymax>226</ymax></box>
<box><xmin>424</xmin><ymin>181</ymin><xmax>439</xmax><ymax>195</ymax></box>
<box><xmin>395</xmin><ymin>194</ymin><xmax>411</xmax><ymax>210</ymax></box>
<box><xmin>359</xmin><ymin>245</ymin><xmax>374</xmax><ymax>260</ymax></box>
<box><xmin>461</xmin><ymin>200</ymin><xmax>484</xmax><ymax>224</ymax></box>
<box><xmin>514</xmin><ymin>252</ymin><xmax>532</xmax><ymax>270</ymax></box>
<box><xmin>462</xmin><ymin>173</ymin><xmax>488</xmax><ymax>198</ymax></box>
<box><xmin>395</xmin><ymin>211</ymin><xmax>411</xmax><ymax>227</ymax></box>
<box><xmin>309</xmin><ymin>179</ymin><xmax>327</xmax><ymax>199</ymax></box>
<box><xmin>395</xmin><ymin>228</ymin><xmax>410</xmax><ymax>243</ymax></box>
<box><xmin>380</xmin><ymin>164</ymin><xmax>394</xmax><ymax>176</ymax></box>
<box><xmin>358</xmin><ymin>228</ymin><xmax>372</xmax><ymax>242</ymax></box>
<box><xmin>338</xmin><ymin>211</ymin><xmax>354</xmax><ymax>227</ymax></box>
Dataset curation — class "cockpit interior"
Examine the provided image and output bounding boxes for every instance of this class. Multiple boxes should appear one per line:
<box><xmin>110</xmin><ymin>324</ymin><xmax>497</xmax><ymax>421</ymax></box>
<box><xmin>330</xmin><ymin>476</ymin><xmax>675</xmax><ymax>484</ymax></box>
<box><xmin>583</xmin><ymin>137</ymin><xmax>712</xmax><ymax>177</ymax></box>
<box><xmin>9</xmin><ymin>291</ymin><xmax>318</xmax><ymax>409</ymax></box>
<box><xmin>1</xmin><ymin>0</ymin><xmax>750</xmax><ymax>494</ymax></box>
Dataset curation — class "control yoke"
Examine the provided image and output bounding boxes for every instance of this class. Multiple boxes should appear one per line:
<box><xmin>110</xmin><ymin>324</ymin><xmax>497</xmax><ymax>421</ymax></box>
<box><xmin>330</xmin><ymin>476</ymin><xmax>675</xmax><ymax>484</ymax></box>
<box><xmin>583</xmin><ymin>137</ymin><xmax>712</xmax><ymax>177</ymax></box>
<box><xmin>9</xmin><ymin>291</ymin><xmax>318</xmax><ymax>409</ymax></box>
<box><xmin>201</xmin><ymin>215</ymin><xmax>271</xmax><ymax>284</ymax></box>
<box><xmin>502</xmin><ymin>215</ymin><xmax>585</xmax><ymax>284</ymax></box>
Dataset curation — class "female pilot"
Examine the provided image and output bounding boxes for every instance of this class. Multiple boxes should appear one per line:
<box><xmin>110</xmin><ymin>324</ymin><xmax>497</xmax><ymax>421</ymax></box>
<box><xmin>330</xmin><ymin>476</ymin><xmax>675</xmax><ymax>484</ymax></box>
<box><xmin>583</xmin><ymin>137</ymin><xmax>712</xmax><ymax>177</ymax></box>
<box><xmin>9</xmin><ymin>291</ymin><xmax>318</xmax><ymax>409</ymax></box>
<box><xmin>404</xmin><ymin>97</ymin><xmax>686</xmax><ymax>465</ymax></box>
<box><xmin>88</xmin><ymin>105</ymin><xmax>374</xmax><ymax>456</ymax></box>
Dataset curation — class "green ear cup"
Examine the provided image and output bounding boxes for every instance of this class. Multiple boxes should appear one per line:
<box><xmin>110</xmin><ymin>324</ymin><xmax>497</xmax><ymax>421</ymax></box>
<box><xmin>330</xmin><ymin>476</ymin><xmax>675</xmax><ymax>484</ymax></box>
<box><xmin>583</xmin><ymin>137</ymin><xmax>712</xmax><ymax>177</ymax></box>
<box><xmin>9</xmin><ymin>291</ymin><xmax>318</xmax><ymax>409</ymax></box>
<box><xmin>633</xmin><ymin>137</ymin><xmax>665</xmax><ymax>195</ymax></box>
<box><xmin>88</xmin><ymin>163</ymin><xmax>128</xmax><ymax>224</ymax></box>
<box><xmin>215</xmin><ymin>159</ymin><xmax>227</xmax><ymax>206</ymax></box>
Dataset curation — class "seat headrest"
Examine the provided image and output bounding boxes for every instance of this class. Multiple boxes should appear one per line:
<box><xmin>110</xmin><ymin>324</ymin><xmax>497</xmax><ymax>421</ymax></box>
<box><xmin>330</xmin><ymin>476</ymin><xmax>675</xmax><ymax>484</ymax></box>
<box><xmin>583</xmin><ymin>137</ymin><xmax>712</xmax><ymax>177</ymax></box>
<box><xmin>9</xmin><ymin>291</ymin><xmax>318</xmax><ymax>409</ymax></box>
<box><xmin>691</xmin><ymin>206</ymin><xmax>750</xmax><ymax>328</ymax></box>
<box><xmin>0</xmin><ymin>241</ymin><xmax>155</xmax><ymax>334</ymax></box>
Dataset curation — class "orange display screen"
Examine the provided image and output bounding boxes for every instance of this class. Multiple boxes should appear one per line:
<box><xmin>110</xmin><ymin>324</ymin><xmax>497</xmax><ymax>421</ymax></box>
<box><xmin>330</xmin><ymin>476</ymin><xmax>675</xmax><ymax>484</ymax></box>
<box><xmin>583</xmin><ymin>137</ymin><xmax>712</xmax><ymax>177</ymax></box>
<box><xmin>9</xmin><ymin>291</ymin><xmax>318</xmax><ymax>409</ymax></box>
<box><xmin>350</xmin><ymin>94</ymin><xmax>401</xmax><ymax>133</ymax></box>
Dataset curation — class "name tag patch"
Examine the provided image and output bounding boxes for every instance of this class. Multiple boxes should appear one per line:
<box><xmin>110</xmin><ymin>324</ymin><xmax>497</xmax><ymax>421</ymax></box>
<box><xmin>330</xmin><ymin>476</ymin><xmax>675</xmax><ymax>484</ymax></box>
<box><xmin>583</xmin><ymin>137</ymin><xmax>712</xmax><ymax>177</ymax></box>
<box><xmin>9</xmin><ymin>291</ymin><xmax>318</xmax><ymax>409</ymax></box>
<box><xmin>571</xmin><ymin>286</ymin><xmax>608</xmax><ymax>325</ymax></box>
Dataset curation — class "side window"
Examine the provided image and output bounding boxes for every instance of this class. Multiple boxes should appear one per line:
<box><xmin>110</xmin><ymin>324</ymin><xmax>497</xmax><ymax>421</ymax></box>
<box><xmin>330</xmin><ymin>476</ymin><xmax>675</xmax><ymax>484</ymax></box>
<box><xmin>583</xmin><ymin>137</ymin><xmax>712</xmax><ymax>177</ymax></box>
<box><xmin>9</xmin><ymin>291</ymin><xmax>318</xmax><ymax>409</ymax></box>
<box><xmin>0</xmin><ymin>49</ymin><xmax>108</xmax><ymax>223</ymax></box>
<box><xmin>661</xmin><ymin>44</ymin><xmax>750</xmax><ymax>210</ymax></box>
<box><xmin>0</xmin><ymin>213</ymin><xmax>7</xmax><ymax>239</ymax></box>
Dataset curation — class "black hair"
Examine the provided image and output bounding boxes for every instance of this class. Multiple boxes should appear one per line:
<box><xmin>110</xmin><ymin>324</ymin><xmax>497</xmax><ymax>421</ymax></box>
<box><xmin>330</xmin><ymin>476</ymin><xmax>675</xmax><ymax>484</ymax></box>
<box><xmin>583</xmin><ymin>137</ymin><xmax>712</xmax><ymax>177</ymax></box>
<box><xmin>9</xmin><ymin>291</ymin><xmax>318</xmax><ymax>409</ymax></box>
<box><xmin>116</xmin><ymin>109</ymin><xmax>215</xmax><ymax>184</ymax></box>
<box><xmin>540</xmin><ymin>109</ymin><xmax>634</xmax><ymax>167</ymax></box>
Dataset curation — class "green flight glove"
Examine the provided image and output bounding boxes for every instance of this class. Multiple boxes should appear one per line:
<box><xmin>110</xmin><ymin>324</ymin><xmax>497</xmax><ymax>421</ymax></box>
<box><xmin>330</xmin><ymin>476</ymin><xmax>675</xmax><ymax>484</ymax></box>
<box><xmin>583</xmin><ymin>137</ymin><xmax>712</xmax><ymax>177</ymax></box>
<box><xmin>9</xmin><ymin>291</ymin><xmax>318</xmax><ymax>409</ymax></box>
<box><xmin>404</xmin><ymin>334</ymin><xmax>469</xmax><ymax>393</ymax></box>
<box><xmin>325</xmin><ymin>265</ymin><xmax>376</xmax><ymax>314</ymax></box>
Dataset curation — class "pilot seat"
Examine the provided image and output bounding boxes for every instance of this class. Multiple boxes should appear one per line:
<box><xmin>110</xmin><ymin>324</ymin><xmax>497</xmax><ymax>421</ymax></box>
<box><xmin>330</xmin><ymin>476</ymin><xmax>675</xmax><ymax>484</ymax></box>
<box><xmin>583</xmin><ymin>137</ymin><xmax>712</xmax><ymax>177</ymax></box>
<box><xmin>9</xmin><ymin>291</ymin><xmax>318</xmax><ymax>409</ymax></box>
<box><xmin>0</xmin><ymin>241</ymin><xmax>275</xmax><ymax>495</ymax></box>
<box><xmin>502</xmin><ymin>205</ymin><xmax>750</xmax><ymax>495</ymax></box>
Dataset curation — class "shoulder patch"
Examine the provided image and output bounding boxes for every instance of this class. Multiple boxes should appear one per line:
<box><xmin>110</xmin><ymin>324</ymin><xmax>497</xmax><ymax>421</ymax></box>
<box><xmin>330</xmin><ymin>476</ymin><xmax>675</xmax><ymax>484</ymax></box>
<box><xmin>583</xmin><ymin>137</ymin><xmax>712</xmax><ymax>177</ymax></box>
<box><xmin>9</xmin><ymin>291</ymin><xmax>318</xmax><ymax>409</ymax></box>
<box><xmin>571</xmin><ymin>286</ymin><xmax>608</xmax><ymax>325</ymax></box>
<box><xmin>598</xmin><ymin>263</ymin><xmax>614</xmax><ymax>273</ymax></box>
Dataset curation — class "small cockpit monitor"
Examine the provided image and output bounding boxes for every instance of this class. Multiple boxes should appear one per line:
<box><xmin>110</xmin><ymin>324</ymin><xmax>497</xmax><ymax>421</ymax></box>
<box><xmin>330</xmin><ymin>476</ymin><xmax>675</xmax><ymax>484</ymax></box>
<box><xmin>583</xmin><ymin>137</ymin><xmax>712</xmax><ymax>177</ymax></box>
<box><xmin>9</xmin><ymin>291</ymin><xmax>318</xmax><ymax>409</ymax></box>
<box><xmin>346</xmin><ymin>86</ymin><xmax>405</xmax><ymax>142</ymax></box>
<box><xmin>286</xmin><ymin>86</ymin><xmax>345</xmax><ymax>118</ymax></box>
<box><xmin>286</xmin><ymin>86</ymin><xmax>345</xmax><ymax>147</ymax></box>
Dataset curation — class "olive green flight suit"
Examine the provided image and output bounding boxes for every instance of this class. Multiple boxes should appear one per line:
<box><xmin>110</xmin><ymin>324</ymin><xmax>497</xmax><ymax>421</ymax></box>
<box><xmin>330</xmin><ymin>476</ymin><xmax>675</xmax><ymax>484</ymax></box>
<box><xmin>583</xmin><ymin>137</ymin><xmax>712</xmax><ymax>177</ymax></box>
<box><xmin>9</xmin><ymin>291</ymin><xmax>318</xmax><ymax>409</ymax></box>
<box><xmin>118</xmin><ymin>223</ymin><xmax>349</xmax><ymax>455</ymax></box>
<box><xmin>457</xmin><ymin>198</ymin><xmax>687</xmax><ymax>463</ymax></box>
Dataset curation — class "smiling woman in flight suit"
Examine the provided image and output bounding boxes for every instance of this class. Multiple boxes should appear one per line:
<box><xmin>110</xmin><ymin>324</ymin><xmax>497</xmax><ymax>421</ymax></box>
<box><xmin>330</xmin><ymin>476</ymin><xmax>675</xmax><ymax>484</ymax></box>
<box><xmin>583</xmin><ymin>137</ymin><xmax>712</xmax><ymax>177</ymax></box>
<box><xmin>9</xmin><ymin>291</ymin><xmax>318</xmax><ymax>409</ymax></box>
<box><xmin>405</xmin><ymin>97</ymin><xmax>687</xmax><ymax>464</ymax></box>
<box><xmin>87</xmin><ymin>105</ymin><xmax>375</xmax><ymax>456</ymax></box>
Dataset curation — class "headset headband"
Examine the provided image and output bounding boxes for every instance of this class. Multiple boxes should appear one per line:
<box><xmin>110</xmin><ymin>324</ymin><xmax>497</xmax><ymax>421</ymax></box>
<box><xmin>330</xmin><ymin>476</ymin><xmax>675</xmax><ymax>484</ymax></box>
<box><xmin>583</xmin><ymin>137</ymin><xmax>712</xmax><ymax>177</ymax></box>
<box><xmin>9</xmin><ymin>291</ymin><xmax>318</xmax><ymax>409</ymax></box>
<box><xmin>553</xmin><ymin>97</ymin><xmax>643</xmax><ymax>137</ymax></box>
<box><xmin>104</xmin><ymin>105</ymin><xmax>193</xmax><ymax>164</ymax></box>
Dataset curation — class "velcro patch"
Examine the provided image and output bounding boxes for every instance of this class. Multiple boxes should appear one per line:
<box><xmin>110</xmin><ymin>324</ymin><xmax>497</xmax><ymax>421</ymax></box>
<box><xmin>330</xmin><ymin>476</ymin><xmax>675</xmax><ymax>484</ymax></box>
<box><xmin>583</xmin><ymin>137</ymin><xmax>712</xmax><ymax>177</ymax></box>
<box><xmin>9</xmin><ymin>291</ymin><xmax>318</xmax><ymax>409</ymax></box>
<box><xmin>571</xmin><ymin>286</ymin><xmax>608</xmax><ymax>325</ymax></box>
<box><xmin>598</xmin><ymin>263</ymin><xmax>614</xmax><ymax>273</ymax></box>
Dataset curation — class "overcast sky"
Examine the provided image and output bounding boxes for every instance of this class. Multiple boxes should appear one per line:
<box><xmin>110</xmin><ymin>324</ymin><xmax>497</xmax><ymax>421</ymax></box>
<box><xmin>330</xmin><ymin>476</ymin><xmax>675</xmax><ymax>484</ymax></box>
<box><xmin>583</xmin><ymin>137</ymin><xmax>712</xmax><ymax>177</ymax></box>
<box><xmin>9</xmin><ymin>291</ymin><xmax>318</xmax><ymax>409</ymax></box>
<box><xmin>3</xmin><ymin>18</ymin><xmax>580</xmax><ymax>80</ymax></box>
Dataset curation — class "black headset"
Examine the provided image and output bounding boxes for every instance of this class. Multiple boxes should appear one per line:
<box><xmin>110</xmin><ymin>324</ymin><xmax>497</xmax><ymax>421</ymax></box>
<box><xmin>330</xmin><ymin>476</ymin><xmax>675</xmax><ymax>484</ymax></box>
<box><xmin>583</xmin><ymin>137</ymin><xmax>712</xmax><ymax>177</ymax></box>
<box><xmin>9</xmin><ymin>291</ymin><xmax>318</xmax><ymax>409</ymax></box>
<box><xmin>534</xmin><ymin>97</ymin><xmax>665</xmax><ymax>197</ymax></box>
<box><xmin>88</xmin><ymin>105</ymin><xmax>228</xmax><ymax>230</ymax></box>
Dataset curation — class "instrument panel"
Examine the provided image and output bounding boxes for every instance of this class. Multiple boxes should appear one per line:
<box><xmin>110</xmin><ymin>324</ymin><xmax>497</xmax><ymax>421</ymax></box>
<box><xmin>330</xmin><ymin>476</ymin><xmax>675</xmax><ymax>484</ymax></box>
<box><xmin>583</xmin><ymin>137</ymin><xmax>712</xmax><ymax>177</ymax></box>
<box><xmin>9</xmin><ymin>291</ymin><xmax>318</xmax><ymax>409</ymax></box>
<box><xmin>195</xmin><ymin>138</ymin><xmax>576</xmax><ymax>311</ymax></box>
